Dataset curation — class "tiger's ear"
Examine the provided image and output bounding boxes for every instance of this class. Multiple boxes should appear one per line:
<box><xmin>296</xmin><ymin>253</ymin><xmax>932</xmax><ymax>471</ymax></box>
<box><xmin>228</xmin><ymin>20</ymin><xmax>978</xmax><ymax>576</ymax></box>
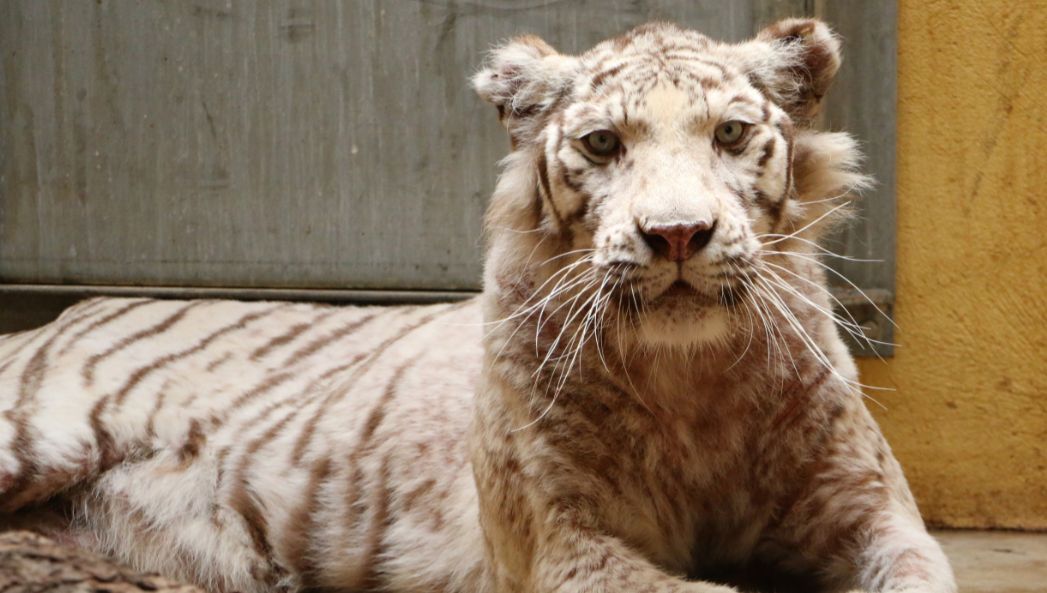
<box><xmin>473</xmin><ymin>35</ymin><xmax>580</xmax><ymax>144</ymax></box>
<box><xmin>738</xmin><ymin>18</ymin><xmax>841</xmax><ymax>122</ymax></box>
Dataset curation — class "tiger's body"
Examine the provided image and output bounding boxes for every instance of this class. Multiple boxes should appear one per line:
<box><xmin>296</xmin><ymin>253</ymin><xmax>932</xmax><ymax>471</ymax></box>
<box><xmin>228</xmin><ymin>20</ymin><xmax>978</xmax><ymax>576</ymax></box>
<box><xmin>1</xmin><ymin>19</ymin><xmax>955</xmax><ymax>593</ymax></box>
<box><xmin>0</xmin><ymin>297</ymin><xmax>487</xmax><ymax>592</ymax></box>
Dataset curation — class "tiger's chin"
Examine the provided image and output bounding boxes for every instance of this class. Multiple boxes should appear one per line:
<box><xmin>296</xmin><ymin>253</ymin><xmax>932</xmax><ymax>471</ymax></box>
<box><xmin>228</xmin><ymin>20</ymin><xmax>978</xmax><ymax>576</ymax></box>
<box><xmin>633</xmin><ymin>295</ymin><xmax>733</xmax><ymax>348</ymax></box>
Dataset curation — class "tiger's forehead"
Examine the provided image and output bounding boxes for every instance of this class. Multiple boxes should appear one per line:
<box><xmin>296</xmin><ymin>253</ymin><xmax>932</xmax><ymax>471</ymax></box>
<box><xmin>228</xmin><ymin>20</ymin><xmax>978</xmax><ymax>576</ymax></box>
<box><xmin>565</xmin><ymin>23</ymin><xmax>763</xmax><ymax>130</ymax></box>
<box><xmin>576</xmin><ymin>23</ymin><xmax>743</xmax><ymax>99</ymax></box>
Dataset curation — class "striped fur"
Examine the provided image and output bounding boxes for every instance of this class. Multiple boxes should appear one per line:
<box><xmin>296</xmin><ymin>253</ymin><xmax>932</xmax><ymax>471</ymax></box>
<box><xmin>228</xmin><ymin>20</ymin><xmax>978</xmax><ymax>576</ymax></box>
<box><xmin>1</xmin><ymin>298</ymin><xmax>486</xmax><ymax>592</ymax></box>
<box><xmin>1</xmin><ymin>20</ymin><xmax>954</xmax><ymax>593</ymax></box>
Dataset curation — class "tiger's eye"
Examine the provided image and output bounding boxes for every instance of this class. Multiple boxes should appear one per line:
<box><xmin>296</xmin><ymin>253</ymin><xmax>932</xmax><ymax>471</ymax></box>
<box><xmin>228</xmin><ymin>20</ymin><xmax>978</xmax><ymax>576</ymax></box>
<box><xmin>582</xmin><ymin>130</ymin><xmax>621</xmax><ymax>157</ymax></box>
<box><xmin>714</xmin><ymin>120</ymin><xmax>748</xmax><ymax>145</ymax></box>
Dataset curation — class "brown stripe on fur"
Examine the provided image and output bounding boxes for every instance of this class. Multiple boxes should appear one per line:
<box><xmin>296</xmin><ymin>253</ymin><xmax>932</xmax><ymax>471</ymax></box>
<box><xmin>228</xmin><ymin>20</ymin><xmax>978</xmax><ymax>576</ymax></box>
<box><xmin>145</xmin><ymin>384</ymin><xmax>169</xmax><ymax>438</ymax></box>
<box><xmin>754</xmin><ymin>189</ymin><xmax>783</xmax><ymax>223</ymax></box>
<box><xmin>205</xmin><ymin>351</ymin><xmax>234</xmax><ymax>372</ymax></box>
<box><xmin>290</xmin><ymin>303</ymin><xmax>464</xmax><ymax>465</ymax></box>
<box><xmin>56</xmin><ymin>299</ymin><xmax>155</xmax><ymax>357</ymax></box>
<box><xmin>112</xmin><ymin>304</ymin><xmax>286</xmax><ymax>407</ymax></box>
<box><xmin>769</xmin><ymin>367</ymin><xmax>832</xmax><ymax>433</ymax></box>
<box><xmin>211</xmin><ymin>353</ymin><xmax>368</xmax><ymax>483</ymax></box>
<box><xmin>536</xmin><ymin>150</ymin><xmax>566</xmax><ymax>229</ymax></box>
<box><xmin>757</xmin><ymin>137</ymin><xmax>776</xmax><ymax>169</ymax></box>
<box><xmin>0</xmin><ymin>301</ymin><xmax>119</xmax><ymax>510</ymax></box>
<box><xmin>338</xmin><ymin>360</ymin><xmax>416</xmax><ymax>586</ymax></box>
<box><xmin>728</xmin><ymin>94</ymin><xmax>760</xmax><ymax>109</ymax></box>
<box><xmin>560</xmin><ymin>166</ymin><xmax>585</xmax><ymax>195</ymax></box>
<box><xmin>0</xmin><ymin>411</ymin><xmax>37</xmax><ymax>512</ymax></box>
<box><xmin>229</xmin><ymin>478</ymin><xmax>279</xmax><ymax>570</ymax></box>
<box><xmin>251</xmin><ymin>308</ymin><xmax>339</xmax><ymax>361</ymax></box>
<box><xmin>83</xmin><ymin>301</ymin><xmax>206</xmax><ymax>386</ymax></box>
<box><xmin>779</xmin><ymin>119</ymin><xmax>796</xmax><ymax>199</ymax></box>
<box><xmin>226</xmin><ymin>370</ymin><xmax>298</xmax><ymax>412</ymax></box>
<box><xmin>14</xmin><ymin>300</ymin><xmax>113</xmax><ymax>407</ymax></box>
<box><xmin>228</xmin><ymin>406</ymin><xmax>304</xmax><ymax>564</ymax></box>
<box><xmin>177</xmin><ymin>419</ymin><xmax>207</xmax><ymax>467</ymax></box>
<box><xmin>241</xmin><ymin>354</ymin><xmax>373</xmax><ymax>445</ymax></box>
<box><xmin>358</xmin><ymin>456</ymin><xmax>394</xmax><ymax>591</ymax></box>
<box><xmin>89</xmin><ymin>395</ymin><xmax>122</xmax><ymax>469</ymax></box>
<box><xmin>281</xmin><ymin>311</ymin><xmax>379</xmax><ymax>367</ymax></box>
<box><xmin>402</xmin><ymin>478</ymin><xmax>438</xmax><ymax>512</ymax></box>
<box><xmin>281</xmin><ymin>456</ymin><xmax>334</xmax><ymax>582</ymax></box>
<box><xmin>590</xmin><ymin>63</ymin><xmax>624</xmax><ymax>90</ymax></box>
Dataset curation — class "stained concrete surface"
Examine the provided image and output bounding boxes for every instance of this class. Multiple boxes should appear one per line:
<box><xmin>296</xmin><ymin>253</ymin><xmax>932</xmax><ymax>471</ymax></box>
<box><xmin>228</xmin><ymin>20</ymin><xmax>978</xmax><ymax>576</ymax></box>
<box><xmin>936</xmin><ymin>530</ymin><xmax>1047</xmax><ymax>592</ymax></box>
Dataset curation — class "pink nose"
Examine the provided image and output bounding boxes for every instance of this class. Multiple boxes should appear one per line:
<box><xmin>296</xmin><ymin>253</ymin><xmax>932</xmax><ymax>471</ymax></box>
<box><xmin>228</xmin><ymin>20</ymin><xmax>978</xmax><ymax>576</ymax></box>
<box><xmin>640</xmin><ymin>221</ymin><xmax>716</xmax><ymax>262</ymax></box>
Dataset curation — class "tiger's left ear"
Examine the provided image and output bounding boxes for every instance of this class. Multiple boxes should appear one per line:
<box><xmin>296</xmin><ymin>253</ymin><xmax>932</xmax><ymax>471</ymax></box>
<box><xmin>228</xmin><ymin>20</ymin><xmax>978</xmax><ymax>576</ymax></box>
<box><xmin>737</xmin><ymin>18</ymin><xmax>842</xmax><ymax>122</ymax></box>
<box><xmin>473</xmin><ymin>35</ymin><xmax>581</xmax><ymax>145</ymax></box>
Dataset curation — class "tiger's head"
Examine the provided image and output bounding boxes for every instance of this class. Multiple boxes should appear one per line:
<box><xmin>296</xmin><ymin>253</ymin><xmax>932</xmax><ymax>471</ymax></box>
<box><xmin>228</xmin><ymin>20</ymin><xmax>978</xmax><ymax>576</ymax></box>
<box><xmin>475</xmin><ymin>20</ymin><xmax>866</xmax><ymax>351</ymax></box>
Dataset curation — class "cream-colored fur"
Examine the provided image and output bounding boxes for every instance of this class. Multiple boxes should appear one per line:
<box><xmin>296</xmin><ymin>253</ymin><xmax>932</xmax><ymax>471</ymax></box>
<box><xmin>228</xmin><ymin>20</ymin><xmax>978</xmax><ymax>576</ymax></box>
<box><xmin>0</xmin><ymin>19</ymin><xmax>954</xmax><ymax>593</ymax></box>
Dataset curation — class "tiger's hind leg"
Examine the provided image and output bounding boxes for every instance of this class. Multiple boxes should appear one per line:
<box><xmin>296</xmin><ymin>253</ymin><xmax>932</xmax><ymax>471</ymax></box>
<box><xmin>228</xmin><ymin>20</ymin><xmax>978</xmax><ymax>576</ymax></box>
<box><xmin>0</xmin><ymin>297</ymin><xmax>133</xmax><ymax>512</ymax></box>
<box><xmin>67</xmin><ymin>447</ymin><xmax>286</xmax><ymax>593</ymax></box>
<box><xmin>0</xmin><ymin>299</ymin><xmax>242</xmax><ymax>513</ymax></box>
<box><xmin>0</xmin><ymin>297</ymin><xmax>289</xmax><ymax>513</ymax></box>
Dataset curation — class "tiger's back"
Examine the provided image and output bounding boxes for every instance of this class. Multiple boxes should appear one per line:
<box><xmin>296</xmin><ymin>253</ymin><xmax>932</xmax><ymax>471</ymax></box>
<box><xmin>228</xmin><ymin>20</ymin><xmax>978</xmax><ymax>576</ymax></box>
<box><xmin>0</xmin><ymin>296</ymin><xmax>487</xmax><ymax>592</ymax></box>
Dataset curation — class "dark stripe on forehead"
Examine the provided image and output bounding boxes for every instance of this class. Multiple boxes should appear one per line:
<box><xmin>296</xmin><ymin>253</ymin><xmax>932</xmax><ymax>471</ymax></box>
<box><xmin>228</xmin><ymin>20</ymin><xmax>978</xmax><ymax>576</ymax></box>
<box><xmin>590</xmin><ymin>63</ymin><xmax>625</xmax><ymax>91</ymax></box>
<box><xmin>728</xmin><ymin>94</ymin><xmax>761</xmax><ymax>109</ymax></box>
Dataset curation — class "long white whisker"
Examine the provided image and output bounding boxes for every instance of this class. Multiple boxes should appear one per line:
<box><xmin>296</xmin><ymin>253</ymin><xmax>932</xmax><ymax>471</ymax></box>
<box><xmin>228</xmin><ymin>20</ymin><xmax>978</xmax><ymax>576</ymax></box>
<box><xmin>765</xmin><ymin>249</ymin><xmax>898</xmax><ymax>330</ymax></box>
<box><xmin>759</xmin><ymin>260</ymin><xmax>895</xmax><ymax>351</ymax></box>
<box><xmin>759</xmin><ymin>202</ymin><xmax>850</xmax><ymax>248</ymax></box>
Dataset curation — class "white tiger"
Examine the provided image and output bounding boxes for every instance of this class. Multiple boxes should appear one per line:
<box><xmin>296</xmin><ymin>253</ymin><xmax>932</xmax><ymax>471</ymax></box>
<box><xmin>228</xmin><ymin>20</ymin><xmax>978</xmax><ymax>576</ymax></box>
<box><xmin>0</xmin><ymin>19</ymin><xmax>955</xmax><ymax>593</ymax></box>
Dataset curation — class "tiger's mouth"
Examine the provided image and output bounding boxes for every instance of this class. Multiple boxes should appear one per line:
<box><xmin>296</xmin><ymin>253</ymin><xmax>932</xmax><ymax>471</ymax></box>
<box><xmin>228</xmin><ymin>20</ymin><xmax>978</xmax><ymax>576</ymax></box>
<box><xmin>657</xmin><ymin>280</ymin><xmax>696</xmax><ymax>299</ymax></box>
<box><xmin>648</xmin><ymin>278</ymin><xmax>745</xmax><ymax>308</ymax></box>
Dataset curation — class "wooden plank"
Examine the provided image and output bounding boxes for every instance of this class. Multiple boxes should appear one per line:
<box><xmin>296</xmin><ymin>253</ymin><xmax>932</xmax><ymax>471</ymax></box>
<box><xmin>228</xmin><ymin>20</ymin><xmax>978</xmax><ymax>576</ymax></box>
<box><xmin>751</xmin><ymin>0</ymin><xmax>812</xmax><ymax>30</ymax></box>
<box><xmin>815</xmin><ymin>0</ymin><xmax>898</xmax><ymax>355</ymax></box>
<box><xmin>0</xmin><ymin>0</ymin><xmax>752</xmax><ymax>291</ymax></box>
<box><xmin>1</xmin><ymin>0</ymin><xmax>893</xmax><ymax>355</ymax></box>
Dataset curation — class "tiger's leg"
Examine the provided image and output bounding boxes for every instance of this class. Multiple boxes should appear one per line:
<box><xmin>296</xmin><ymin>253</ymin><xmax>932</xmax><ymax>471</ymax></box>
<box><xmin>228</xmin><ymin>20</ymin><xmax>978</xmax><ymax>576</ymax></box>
<box><xmin>477</xmin><ymin>453</ymin><xmax>739</xmax><ymax>593</ymax></box>
<box><xmin>0</xmin><ymin>297</ymin><xmax>150</xmax><ymax>511</ymax></box>
<box><xmin>528</xmin><ymin>530</ymin><xmax>739</xmax><ymax>593</ymax></box>
<box><xmin>768</xmin><ymin>403</ymin><xmax>957</xmax><ymax>593</ymax></box>
<box><xmin>68</xmin><ymin>447</ymin><xmax>279</xmax><ymax>593</ymax></box>
<box><xmin>848</xmin><ymin>506</ymin><xmax>956</xmax><ymax>593</ymax></box>
<box><xmin>0</xmin><ymin>298</ymin><xmax>285</xmax><ymax>512</ymax></box>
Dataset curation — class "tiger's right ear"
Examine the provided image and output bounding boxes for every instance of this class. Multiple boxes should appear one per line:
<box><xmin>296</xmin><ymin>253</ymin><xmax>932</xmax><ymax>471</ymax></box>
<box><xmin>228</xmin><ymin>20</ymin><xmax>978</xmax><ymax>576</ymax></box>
<box><xmin>473</xmin><ymin>35</ymin><xmax>580</xmax><ymax>145</ymax></box>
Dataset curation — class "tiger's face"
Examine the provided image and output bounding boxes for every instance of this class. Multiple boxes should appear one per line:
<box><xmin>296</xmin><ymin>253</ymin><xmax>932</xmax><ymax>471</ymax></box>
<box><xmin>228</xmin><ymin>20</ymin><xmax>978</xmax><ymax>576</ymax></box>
<box><xmin>476</xmin><ymin>20</ymin><xmax>853</xmax><ymax>349</ymax></box>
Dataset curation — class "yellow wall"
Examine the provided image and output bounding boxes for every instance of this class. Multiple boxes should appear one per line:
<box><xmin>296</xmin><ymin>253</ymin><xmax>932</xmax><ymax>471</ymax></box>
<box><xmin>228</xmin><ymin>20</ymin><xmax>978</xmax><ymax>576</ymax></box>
<box><xmin>856</xmin><ymin>1</ymin><xmax>1046</xmax><ymax>529</ymax></box>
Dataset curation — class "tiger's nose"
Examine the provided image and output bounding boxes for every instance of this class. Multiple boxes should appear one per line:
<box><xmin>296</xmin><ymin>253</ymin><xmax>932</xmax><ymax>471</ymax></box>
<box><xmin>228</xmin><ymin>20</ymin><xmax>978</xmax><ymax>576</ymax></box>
<box><xmin>640</xmin><ymin>220</ymin><xmax>716</xmax><ymax>262</ymax></box>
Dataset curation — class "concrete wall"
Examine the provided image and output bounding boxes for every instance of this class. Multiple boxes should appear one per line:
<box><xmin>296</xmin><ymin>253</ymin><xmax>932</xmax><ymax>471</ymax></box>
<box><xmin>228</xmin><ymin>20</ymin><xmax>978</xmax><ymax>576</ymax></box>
<box><xmin>857</xmin><ymin>0</ymin><xmax>1046</xmax><ymax>529</ymax></box>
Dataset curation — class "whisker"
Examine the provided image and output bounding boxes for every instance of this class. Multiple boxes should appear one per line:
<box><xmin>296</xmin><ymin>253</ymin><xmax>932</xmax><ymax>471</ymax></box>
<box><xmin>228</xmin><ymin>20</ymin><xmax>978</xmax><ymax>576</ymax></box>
<box><xmin>759</xmin><ymin>202</ymin><xmax>850</xmax><ymax>248</ymax></box>
<box><xmin>764</xmin><ymin>250</ymin><xmax>898</xmax><ymax>330</ymax></box>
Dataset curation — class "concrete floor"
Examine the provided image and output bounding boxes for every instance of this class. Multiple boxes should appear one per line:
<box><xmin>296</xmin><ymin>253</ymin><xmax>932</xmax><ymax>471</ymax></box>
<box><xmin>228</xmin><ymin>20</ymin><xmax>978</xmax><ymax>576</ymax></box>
<box><xmin>936</xmin><ymin>531</ymin><xmax>1047</xmax><ymax>593</ymax></box>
